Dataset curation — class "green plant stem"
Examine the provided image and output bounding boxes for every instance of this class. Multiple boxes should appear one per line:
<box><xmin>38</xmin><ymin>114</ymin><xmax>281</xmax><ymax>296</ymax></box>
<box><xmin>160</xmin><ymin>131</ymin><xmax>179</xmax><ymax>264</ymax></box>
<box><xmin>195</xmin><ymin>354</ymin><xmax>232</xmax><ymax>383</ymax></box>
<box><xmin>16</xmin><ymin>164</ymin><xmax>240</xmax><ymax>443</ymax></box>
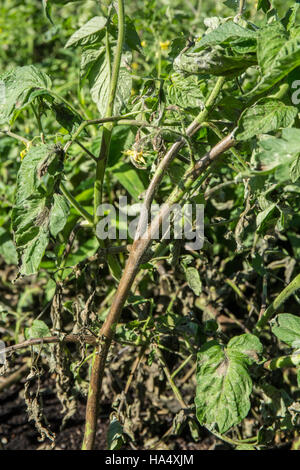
<box><xmin>264</xmin><ymin>353</ymin><xmax>300</xmax><ymax>371</ymax></box>
<box><xmin>171</xmin><ymin>354</ymin><xmax>193</xmax><ymax>379</ymax></box>
<box><xmin>0</xmin><ymin>129</ymin><xmax>29</xmax><ymax>145</ymax></box>
<box><xmin>204</xmin><ymin>121</ymin><xmax>247</xmax><ymax>170</ymax></box>
<box><xmin>154</xmin><ymin>345</ymin><xmax>188</xmax><ymax>409</ymax></box>
<box><xmin>81</xmin><ymin>131</ymin><xmax>235</xmax><ymax>450</ymax></box>
<box><xmin>238</xmin><ymin>0</ymin><xmax>245</xmax><ymax>16</ymax></box>
<box><xmin>93</xmin><ymin>0</ymin><xmax>125</xmax><ymax>224</ymax></box>
<box><xmin>60</xmin><ymin>182</ymin><xmax>93</xmax><ymax>224</ymax></box>
<box><xmin>82</xmin><ymin>0</ymin><xmax>125</xmax><ymax>451</ymax></box>
<box><xmin>135</xmin><ymin>76</ymin><xmax>226</xmax><ymax>240</ymax></box>
<box><xmin>255</xmin><ymin>274</ymin><xmax>300</xmax><ymax>331</ymax></box>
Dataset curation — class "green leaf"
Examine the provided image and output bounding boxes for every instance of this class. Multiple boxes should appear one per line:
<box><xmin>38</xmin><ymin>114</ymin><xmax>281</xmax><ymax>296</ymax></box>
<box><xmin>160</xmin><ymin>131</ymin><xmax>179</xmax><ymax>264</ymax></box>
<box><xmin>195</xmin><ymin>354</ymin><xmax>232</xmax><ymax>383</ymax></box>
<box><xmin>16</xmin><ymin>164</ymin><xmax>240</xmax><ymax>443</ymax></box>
<box><xmin>257</xmin><ymin>0</ymin><xmax>271</xmax><ymax>13</ymax></box>
<box><xmin>110</xmin><ymin>15</ymin><xmax>142</xmax><ymax>52</ymax></box>
<box><xmin>65</xmin><ymin>16</ymin><xmax>107</xmax><ymax>48</ymax></box>
<box><xmin>0</xmin><ymin>227</ymin><xmax>18</xmax><ymax>265</ymax></box>
<box><xmin>43</xmin><ymin>0</ymin><xmax>83</xmax><ymax>24</ymax></box>
<box><xmin>253</xmin><ymin>128</ymin><xmax>300</xmax><ymax>174</ymax></box>
<box><xmin>107</xmin><ymin>417</ymin><xmax>125</xmax><ymax>450</ymax></box>
<box><xmin>246</xmin><ymin>26</ymin><xmax>300</xmax><ymax>99</ymax></box>
<box><xmin>223</xmin><ymin>0</ymin><xmax>239</xmax><ymax>9</ymax></box>
<box><xmin>194</xmin><ymin>21</ymin><xmax>257</xmax><ymax>50</ymax></box>
<box><xmin>271</xmin><ymin>314</ymin><xmax>300</xmax><ymax>349</ymax></box>
<box><xmin>87</xmin><ymin>48</ymin><xmax>132</xmax><ymax>116</ymax></box>
<box><xmin>257</xmin><ymin>23</ymin><xmax>287</xmax><ymax>76</ymax></box>
<box><xmin>236</xmin><ymin>444</ymin><xmax>256</xmax><ymax>450</ymax></box>
<box><xmin>0</xmin><ymin>66</ymin><xmax>52</xmax><ymax>124</ymax></box>
<box><xmin>195</xmin><ymin>334</ymin><xmax>263</xmax><ymax>433</ymax></box>
<box><xmin>236</xmin><ymin>99</ymin><xmax>297</xmax><ymax>141</ymax></box>
<box><xmin>49</xmin><ymin>193</ymin><xmax>70</xmax><ymax>237</ymax></box>
<box><xmin>167</xmin><ymin>73</ymin><xmax>205</xmax><ymax>109</ymax></box>
<box><xmin>185</xmin><ymin>267</ymin><xmax>202</xmax><ymax>295</ymax></box>
<box><xmin>290</xmin><ymin>155</ymin><xmax>300</xmax><ymax>183</ymax></box>
<box><xmin>256</xmin><ymin>203</ymin><xmax>278</xmax><ymax>233</ymax></box>
<box><xmin>282</xmin><ymin>4</ymin><xmax>300</xmax><ymax>31</ymax></box>
<box><xmin>50</xmin><ymin>101</ymin><xmax>83</xmax><ymax>134</ymax></box>
<box><xmin>110</xmin><ymin>161</ymin><xmax>145</xmax><ymax>201</ymax></box>
<box><xmin>25</xmin><ymin>319</ymin><xmax>50</xmax><ymax>339</ymax></box>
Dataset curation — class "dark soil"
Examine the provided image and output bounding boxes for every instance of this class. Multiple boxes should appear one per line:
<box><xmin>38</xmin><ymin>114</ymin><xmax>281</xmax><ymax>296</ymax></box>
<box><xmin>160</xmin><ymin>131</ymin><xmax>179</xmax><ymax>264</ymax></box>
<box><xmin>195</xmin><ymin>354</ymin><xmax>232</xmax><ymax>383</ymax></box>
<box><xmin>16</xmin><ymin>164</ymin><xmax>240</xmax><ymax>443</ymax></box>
<box><xmin>0</xmin><ymin>371</ymin><xmax>217</xmax><ymax>450</ymax></box>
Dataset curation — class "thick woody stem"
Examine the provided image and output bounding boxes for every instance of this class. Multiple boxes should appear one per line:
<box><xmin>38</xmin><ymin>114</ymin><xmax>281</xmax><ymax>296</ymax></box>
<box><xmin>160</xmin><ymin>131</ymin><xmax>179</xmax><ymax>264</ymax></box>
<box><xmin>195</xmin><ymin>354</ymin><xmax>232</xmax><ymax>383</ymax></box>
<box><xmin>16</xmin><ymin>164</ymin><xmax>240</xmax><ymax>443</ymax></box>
<box><xmin>82</xmin><ymin>132</ymin><xmax>235</xmax><ymax>449</ymax></box>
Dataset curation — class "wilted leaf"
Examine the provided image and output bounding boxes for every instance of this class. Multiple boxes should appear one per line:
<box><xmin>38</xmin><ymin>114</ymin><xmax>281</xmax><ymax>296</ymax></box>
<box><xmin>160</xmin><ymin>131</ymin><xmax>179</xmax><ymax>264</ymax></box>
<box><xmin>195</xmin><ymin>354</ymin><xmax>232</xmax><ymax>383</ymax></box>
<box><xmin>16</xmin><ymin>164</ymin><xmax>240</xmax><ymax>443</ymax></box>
<box><xmin>185</xmin><ymin>266</ymin><xmax>202</xmax><ymax>295</ymax></box>
<box><xmin>12</xmin><ymin>144</ymin><xmax>69</xmax><ymax>275</ymax></box>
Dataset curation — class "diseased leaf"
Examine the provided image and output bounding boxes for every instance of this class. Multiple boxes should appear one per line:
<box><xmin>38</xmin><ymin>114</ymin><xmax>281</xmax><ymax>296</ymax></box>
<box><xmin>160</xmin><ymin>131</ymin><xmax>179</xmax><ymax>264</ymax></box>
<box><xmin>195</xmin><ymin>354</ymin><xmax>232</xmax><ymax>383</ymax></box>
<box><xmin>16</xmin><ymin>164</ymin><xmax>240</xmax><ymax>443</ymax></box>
<box><xmin>195</xmin><ymin>334</ymin><xmax>262</xmax><ymax>433</ymax></box>
<box><xmin>174</xmin><ymin>46</ymin><xmax>256</xmax><ymax>77</ymax></box>
<box><xmin>256</xmin><ymin>203</ymin><xmax>278</xmax><ymax>233</ymax></box>
<box><xmin>12</xmin><ymin>144</ymin><xmax>68</xmax><ymax>275</ymax></box>
<box><xmin>236</xmin><ymin>99</ymin><xmax>297</xmax><ymax>141</ymax></box>
<box><xmin>65</xmin><ymin>16</ymin><xmax>107</xmax><ymax>48</ymax></box>
<box><xmin>271</xmin><ymin>314</ymin><xmax>300</xmax><ymax>349</ymax></box>
<box><xmin>21</xmin><ymin>230</ymin><xmax>50</xmax><ymax>276</ymax></box>
<box><xmin>0</xmin><ymin>66</ymin><xmax>52</xmax><ymax>124</ymax></box>
<box><xmin>252</xmin><ymin>128</ymin><xmax>300</xmax><ymax>174</ymax></box>
<box><xmin>185</xmin><ymin>267</ymin><xmax>202</xmax><ymax>296</ymax></box>
<box><xmin>51</xmin><ymin>101</ymin><xmax>83</xmax><ymax>134</ymax></box>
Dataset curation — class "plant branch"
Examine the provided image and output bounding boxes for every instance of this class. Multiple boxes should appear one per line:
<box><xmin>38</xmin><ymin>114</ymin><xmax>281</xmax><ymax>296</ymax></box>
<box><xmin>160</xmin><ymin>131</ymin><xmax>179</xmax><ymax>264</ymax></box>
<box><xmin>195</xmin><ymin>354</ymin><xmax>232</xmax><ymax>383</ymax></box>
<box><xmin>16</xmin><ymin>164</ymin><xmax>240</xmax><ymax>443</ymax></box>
<box><xmin>255</xmin><ymin>273</ymin><xmax>300</xmax><ymax>332</ymax></box>
<box><xmin>2</xmin><ymin>334</ymin><xmax>99</xmax><ymax>355</ymax></box>
<box><xmin>93</xmin><ymin>0</ymin><xmax>125</xmax><ymax>224</ymax></box>
<box><xmin>264</xmin><ymin>353</ymin><xmax>300</xmax><ymax>371</ymax></box>
<box><xmin>0</xmin><ymin>129</ymin><xmax>30</xmax><ymax>145</ymax></box>
<box><xmin>82</xmin><ymin>131</ymin><xmax>235</xmax><ymax>449</ymax></box>
<box><xmin>60</xmin><ymin>182</ymin><xmax>93</xmax><ymax>224</ymax></box>
<box><xmin>135</xmin><ymin>76</ymin><xmax>226</xmax><ymax>240</ymax></box>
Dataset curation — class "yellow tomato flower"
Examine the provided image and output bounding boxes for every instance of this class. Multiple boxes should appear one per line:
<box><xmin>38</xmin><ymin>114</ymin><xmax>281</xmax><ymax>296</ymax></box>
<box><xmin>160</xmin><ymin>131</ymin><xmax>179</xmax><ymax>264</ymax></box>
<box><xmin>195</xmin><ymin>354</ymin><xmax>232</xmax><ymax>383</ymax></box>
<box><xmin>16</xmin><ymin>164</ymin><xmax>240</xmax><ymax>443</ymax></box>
<box><xmin>141</xmin><ymin>40</ymin><xmax>146</xmax><ymax>47</ymax></box>
<box><xmin>159</xmin><ymin>40</ymin><xmax>170</xmax><ymax>51</ymax></box>
<box><xmin>124</xmin><ymin>149</ymin><xmax>146</xmax><ymax>168</ymax></box>
<box><xmin>131</xmin><ymin>62</ymin><xmax>139</xmax><ymax>71</ymax></box>
<box><xmin>20</xmin><ymin>141</ymin><xmax>32</xmax><ymax>160</ymax></box>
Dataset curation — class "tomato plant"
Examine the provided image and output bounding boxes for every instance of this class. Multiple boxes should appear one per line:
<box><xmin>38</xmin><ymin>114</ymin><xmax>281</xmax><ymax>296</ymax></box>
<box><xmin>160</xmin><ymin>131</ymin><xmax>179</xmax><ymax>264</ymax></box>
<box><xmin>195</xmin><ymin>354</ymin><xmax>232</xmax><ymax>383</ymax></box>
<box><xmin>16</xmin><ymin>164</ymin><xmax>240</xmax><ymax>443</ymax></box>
<box><xmin>1</xmin><ymin>0</ymin><xmax>300</xmax><ymax>451</ymax></box>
